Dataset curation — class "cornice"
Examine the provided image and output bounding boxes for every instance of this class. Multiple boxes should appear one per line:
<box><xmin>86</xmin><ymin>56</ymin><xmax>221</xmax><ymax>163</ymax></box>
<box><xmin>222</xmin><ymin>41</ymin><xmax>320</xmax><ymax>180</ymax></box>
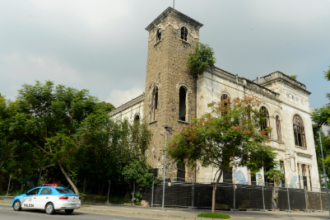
<box><xmin>109</xmin><ymin>94</ymin><xmax>145</xmax><ymax>117</ymax></box>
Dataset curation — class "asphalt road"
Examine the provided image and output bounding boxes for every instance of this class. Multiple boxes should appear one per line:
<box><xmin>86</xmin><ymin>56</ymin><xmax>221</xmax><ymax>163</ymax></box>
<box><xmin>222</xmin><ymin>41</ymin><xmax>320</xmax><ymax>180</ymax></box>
<box><xmin>0</xmin><ymin>205</ymin><xmax>161</xmax><ymax>220</ymax></box>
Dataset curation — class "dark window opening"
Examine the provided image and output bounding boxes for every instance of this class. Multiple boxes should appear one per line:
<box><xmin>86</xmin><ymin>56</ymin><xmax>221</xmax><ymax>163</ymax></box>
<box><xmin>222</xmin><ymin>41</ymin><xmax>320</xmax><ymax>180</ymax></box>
<box><xmin>302</xmin><ymin>164</ymin><xmax>308</xmax><ymax>189</ymax></box>
<box><xmin>151</xmin><ymin>87</ymin><xmax>158</xmax><ymax>121</ymax></box>
<box><xmin>134</xmin><ymin>115</ymin><xmax>140</xmax><ymax>125</ymax></box>
<box><xmin>308</xmin><ymin>166</ymin><xmax>312</xmax><ymax>190</ymax></box>
<box><xmin>149</xmin><ymin>168</ymin><xmax>158</xmax><ymax>179</ymax></box>
<box><xmin>293</xmin><ymin>115</ymin><xmax>306</xmax><ymax>148</ymax></box>
<box><xmin>181</xmin><ymin>27</ymin><xmax>188</xmax><ymax>41</ymax></box>
<box><xmin>251</xmin><ymin>172</ymin><xmax>256</xmax><ymax>186</ymax></box>
<box><xmin>276</xmin><ymin>116</ymin><xmax>282</xmax><ymax>142</ymax></box>
<box><xmin>223</xmin><ymin>167</ymin><xmax>233</xmax><ymax>183</ymax></box>
<box><xmin>221</xmin><ymin>94</ymin><xmax>229</xmax><ymax>116</ymax></box>
<box><xmin>177</xmin><ymin>162</ymin><xmax>186</xmax><ymax>180</ymax></box>
<box><xmin>260</xmin><ymin>106</ymin><xmax>269</xmax><ymax>132</ymax></box>
<box><xmin>179</xmin><ymin>87</ymin><xmax>187</xmax><ymax>121</ymax></box>
<box><xmin>157</xmin><ymin>28</ymin><xmax>162</xmax><ymax>41</ymax></box>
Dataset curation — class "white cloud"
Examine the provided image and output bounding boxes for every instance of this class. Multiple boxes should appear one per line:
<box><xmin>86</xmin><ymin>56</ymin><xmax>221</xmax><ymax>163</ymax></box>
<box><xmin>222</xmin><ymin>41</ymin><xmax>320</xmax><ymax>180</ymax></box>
<box><xmin>107</xmin><ymin>87</ymin><xmax>144</xmax><ymax>107</ymax></box>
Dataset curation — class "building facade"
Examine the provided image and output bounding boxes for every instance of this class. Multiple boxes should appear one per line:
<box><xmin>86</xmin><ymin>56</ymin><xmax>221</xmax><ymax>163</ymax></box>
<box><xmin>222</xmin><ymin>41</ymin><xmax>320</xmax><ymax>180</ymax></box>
<box><xmin>110</xmin><ymin>7</ymin><xmax>320</xmax><ymax>190</ymax></box>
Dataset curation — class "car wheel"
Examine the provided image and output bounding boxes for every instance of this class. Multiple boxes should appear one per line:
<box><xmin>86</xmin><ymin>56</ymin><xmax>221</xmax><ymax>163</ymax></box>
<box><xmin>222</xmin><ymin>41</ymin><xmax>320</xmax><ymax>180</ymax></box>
<box><xmin>45</xmin><ymin>203</ymin><xmax>55</xmax><ymax>215</ymax></box>
<box><xmin>65</xmin><ymin>209</ymin><xmax>74</xmax><ymax>214</ymax></box>
<box><xmin>13</xmin><ymin>200</ymin><xmax>21</xmax><ymax>211</ymax></box>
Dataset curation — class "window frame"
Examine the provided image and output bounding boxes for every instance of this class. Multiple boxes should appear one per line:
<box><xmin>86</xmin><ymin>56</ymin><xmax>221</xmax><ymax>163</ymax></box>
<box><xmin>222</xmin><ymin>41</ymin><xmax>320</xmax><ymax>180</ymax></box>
<box><xmin>293</xmin><ymin>114</ymin><xmax>306</xmax><ymax>148</ymax></box>
<box><xmin>151</xmin><ymin>87</ymin><xmax>158</xmax><ymax>121</ymax></box>
<box><xmin>179</xmin><ymin>86</ymin><xmax>187</xmax><ymax>121</ymax></box>
<box><xmin>221</xmin><ymin>94</ymin><xmax>230</xmax><ymax>116</ymax></box>
<box><xmin>156</xmin><ymin>28</ymin><xmax>162</xmax><ymax>41</ymax></box>
<box><xmin>180</xmin><ymin>26</ymin><xmax>188</xmax><ymax>41</ymax></box>
<box><xmin>260</xmin><ymin>106</ymin><xmax>269</xmax><ymax>131</ymax></box>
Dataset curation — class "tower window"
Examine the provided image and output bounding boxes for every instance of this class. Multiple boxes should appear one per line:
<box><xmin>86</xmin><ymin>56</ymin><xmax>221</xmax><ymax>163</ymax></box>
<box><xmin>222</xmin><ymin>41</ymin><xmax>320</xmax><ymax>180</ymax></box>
<box><xmin>276</xmin><ymin>116</ymin><xmax>282</xmax><ymax>142</ymax></box>
<box><xmin>179</xmin><ymin>87</ymin><xmax>187</xmax><ymax>121</ymax></box>
<box><xmin>293</xmin><ymin>114</ymin><xmax>306</xmax><ymax>148</ymax></box>
<box><xmin>260</xmin><ymin>106</ymin><xmax>269</xmax><ymax>131</ymax></box>
<box><xmin>181</xmin><ymin>27</ymin><xmax>188</xmax><ymax>41</ymax></box>
<box><xmin>151</xmin><ymin>87</ymin><xmax>158</xmax><ymax>121</ymax></box>
<box><xmin>156</xmin><ymin>28</ymin><xmax>162</xmax><ymax>41</ymax></box>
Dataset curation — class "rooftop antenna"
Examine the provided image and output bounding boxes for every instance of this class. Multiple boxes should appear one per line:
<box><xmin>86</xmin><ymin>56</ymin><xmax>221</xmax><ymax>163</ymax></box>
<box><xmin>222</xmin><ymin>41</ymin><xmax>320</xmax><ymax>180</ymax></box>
<box><xmin>173</xmin><ymin>0</ymin><xmax>175</xmax><ymax>9</ymax></box>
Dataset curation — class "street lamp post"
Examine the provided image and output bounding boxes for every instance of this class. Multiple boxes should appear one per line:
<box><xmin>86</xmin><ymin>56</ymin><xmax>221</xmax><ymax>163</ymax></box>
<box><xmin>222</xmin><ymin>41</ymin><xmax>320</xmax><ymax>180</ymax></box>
<box><xmin>162</xmin><ymin>125</ymin><xmax>171</xmax><ymax>211</ymax></box>
<box><xmin>319</xmin><ymin>129</ymin><xmax>330</xmax><ymax>218</ymax></box>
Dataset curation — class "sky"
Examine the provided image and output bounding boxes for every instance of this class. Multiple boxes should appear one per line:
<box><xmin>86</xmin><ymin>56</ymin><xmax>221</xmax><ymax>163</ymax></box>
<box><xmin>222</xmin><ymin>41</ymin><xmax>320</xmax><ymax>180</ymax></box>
<box><xmin>0</xmin><ymin>0</ymin><xmax>329</xmax><ymax>108</ymax></box>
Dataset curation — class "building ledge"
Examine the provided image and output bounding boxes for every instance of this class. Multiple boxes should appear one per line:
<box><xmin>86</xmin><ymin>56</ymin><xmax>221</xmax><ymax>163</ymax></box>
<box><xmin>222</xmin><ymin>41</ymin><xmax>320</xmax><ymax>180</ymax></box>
<box><xmin>295</xmin><ymin>145</ymin><xmax>307</xmax><ymax>150</ymax></box>
<box><xmin>297</xmin><ymin>152</ymin><xmax>313</xmax><ymax>158</ymax></box>
<box><xmin>180</xmin><ymin>39</ymin><xmax>190</xmax><ymax>45</ymax></box>
<box><xmin>178</xmin><ymin>120</ymin><xmax>190</xmax><ymax>124</ymax></box>
<box><xmin>154</xmin><ymin>40</ymin><xmax>162</xmax><ymax>47</ymax></box>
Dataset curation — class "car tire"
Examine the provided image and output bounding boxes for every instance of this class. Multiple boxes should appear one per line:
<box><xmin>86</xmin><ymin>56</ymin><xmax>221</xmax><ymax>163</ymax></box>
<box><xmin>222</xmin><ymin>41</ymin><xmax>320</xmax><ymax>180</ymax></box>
<box><xmin>65</xmin><ymin>209</ymin><xmax>74</xmax><ymax>214</ymax></box>
<box><xmin>45</xmin><ymin>203</ymin><xmax>55</xmax><ymax>215</ymax></box>
<box><xmin>13</xmin><ymin>200</ymin><xmax>21</xmax><ymax>211</ymax></box>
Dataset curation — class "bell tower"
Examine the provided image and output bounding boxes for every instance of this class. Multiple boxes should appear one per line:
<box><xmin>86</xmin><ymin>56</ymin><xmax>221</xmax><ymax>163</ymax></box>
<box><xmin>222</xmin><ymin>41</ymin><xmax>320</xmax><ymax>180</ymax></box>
<box><xmin>143</xmin><ymin>7</ymin><xmax>203</xmax><ymax>178</ymax></box>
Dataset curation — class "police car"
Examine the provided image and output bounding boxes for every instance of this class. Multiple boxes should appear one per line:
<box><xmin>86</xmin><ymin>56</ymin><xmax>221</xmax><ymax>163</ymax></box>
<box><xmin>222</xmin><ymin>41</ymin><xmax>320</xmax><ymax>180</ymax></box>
<box><xmin>12</xmin><ymin>184</ymin><xmax>81</xmax><ymax>215</ymax></box>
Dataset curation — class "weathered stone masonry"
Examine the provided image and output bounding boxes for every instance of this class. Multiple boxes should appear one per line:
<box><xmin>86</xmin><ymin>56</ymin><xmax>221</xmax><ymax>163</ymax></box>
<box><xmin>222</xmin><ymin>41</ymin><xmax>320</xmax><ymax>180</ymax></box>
<box><xmin>110</xmin><ymin>7</ymin><xmax>320</xmax><ymax>190</ymax></box>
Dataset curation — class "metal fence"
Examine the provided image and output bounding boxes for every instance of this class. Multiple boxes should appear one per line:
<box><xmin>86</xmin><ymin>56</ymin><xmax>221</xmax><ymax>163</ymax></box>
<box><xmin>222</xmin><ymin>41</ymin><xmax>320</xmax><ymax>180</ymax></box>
<box><xmin>2</xmin><ymin>174</ymin><xmax>330</xmax><ymax>212</ymax></box>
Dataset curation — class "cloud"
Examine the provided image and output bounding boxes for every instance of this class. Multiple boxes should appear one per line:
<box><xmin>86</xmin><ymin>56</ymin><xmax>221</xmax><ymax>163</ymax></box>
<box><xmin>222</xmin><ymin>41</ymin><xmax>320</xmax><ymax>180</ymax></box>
<box><xmin>107</xmin><ymin>87</ymin><xmax>144</xmax><ymax>107</ymax></box>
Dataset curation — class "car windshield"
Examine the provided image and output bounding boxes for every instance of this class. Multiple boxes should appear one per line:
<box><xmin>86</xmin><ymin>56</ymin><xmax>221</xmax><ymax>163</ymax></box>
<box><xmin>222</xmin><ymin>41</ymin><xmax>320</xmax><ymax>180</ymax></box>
<box><xmin>55</xmin><ymin>188</ymin><xmax>74</xmax><ymax>194</ymax></box>
<box><xmin>27</xmin><ymin>188</ymin><xmax>40</xmax><ymax>195</ymax></box>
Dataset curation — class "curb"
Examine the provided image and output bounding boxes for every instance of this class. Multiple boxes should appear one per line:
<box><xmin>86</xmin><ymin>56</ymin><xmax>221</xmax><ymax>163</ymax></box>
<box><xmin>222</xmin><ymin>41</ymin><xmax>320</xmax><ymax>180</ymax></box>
<box><xmin>79</xmin><ymin>207</ymin><xmax>221</xmax><ymax>220</ymax></box>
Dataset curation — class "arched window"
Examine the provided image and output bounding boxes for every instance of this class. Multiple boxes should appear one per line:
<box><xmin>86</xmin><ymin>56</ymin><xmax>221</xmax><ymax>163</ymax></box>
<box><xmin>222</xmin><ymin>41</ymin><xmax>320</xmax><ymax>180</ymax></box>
<box><xmin>151</xmin><ymin>87</ymin><xmax>158</xmax><ymax>121</ymax></box>
<box><xmin>293</xmin><ymin>115</ymin><xmax>306</xmax><ymax>147</ymax></box>
<box><xmin>181</xmin><ymin>27</ymin><xmax>188</xmax><ymax>41</ymax></box>
<box><xmin>221</xmin><ymin>94</ymin><xmax>229</xmax><ymax>116</ymax></box>
<box><xmin>260</xmin><ymin>106</ymin><xmax>269</xmax><ymax>131</ymax></box>
<box><xmin>156</xmin><ymin>28</ymin><xmax>162</xmax><ymax>41</ymax></box>
<box><xmin>276</xmin><ymin>116</ymin><xmax>282</xmax><ymax>142</ymax></box>
<box><xmin>179</xmin><ymin>87</ymin><xmax>187</xmax><ymax>121</ymax></box>
<box><xmin>134</xmin><ymin>115</ymin><xmax>140</xmax><ymax>125</ymax></box>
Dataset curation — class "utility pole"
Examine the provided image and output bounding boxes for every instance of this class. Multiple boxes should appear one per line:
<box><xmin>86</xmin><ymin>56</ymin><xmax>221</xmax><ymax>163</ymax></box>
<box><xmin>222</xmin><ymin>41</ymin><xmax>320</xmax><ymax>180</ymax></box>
<box><xmin>173</xmin><ymin>0</ymin><xmax>175</xmax><ymax>9</ymax></box>
<box><xmin>162</xmin><ymin>125</ymin><xmax>171</xmax><ymax>211</ymax></box>
<box><xmin>319</xmin><ymin>129</ymin><xmax>330</xmax><ymax>218</ymax></box>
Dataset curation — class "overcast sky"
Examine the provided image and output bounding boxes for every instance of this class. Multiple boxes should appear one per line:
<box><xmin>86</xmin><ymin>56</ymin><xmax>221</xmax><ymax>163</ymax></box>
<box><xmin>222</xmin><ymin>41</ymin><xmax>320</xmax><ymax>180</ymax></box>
<box><xmin>0</xmin><ymin>0</ymin><xmax>329</xmax><ymax>108</ymax></box>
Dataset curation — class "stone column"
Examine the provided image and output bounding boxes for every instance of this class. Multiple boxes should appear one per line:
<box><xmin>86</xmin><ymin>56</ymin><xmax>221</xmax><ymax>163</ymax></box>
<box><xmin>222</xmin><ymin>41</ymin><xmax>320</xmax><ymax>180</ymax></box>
<box><xmin>306</xmin><ymin>165</ymin><xmax>311</xmax><ymax>191</ymax></box>
<box><xmin>298</xmin><ymin>163</ymin><xmax>303</xmax><ymax>189</ymax></box>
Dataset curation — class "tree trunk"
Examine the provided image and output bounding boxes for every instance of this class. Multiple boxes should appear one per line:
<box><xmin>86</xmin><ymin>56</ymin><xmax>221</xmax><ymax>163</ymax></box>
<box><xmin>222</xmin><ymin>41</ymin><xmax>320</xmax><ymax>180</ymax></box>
<box><xmin>57</xmin><ymin>160</ymin><xmax>79</xmax><ymax>195</ymax></box>
<box><xmin>211</xmin><ymin>170</ymin><xmax>223</xmax><ymax>214</ymax></box>
<box><xmin>6</xmin><ymin>175</ymin><xmax>11</xmax><ymax>196</ymax></box>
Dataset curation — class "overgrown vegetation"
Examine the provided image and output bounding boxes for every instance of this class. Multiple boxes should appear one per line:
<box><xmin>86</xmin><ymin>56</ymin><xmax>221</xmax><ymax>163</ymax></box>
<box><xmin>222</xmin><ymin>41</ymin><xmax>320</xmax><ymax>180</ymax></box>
<box><xmin>197</xmin><ymin>213</ymin><xmax>231</xmax><ymax>219</ymax></box>
<box><xmin>187</xmin><ymin>42</ymin><xmax>216</xmax><ymax>74</ymax></box>
<box><xmin>0</xmin><ymin>81</ymin><xmax>153</xmax><ymax>200</ymax></box>
<box><xmin>168</xmin><ymin>95</ymin><xmax>277</xmax><ymax>213</ymax></box>
<box><xmin>289</xmin><ymin>75</ymin><xmax>298</xmax><ymax>80</ymax></box>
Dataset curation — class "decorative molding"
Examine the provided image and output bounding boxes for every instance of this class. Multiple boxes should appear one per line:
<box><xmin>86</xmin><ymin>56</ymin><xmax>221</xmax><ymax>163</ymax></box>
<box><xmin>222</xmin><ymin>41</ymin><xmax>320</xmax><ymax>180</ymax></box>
<box><xmin>297</xmin><ymin>152</ymin><xmax>313</xmax><ymax>158</ymax></box>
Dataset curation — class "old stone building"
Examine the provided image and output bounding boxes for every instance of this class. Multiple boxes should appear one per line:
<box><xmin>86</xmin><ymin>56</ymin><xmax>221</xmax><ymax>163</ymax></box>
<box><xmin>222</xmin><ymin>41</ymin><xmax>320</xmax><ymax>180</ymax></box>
<box><xmin>110</xmin><ymin>7</ymin><xmax>320</xmax><ymax>190</ymax></box>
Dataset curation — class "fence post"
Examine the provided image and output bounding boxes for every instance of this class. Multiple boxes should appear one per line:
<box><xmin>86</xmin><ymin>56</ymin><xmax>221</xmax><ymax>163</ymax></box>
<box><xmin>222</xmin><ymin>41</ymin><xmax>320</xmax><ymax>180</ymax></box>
<box><xmin>107</xmin><ymin>180</ymin><xmax>111</xmax><ymax>203</ymax></box>
<box><xmin>261</xmin><ymin>185</ymin><xmax>266</xmax><ymax>212</ymax></box>
<box><xmin>6</xmin><ymin>175</ymin><xmax>11</xmax><ymax>196</ymax></box>
<box><xmin>305</xmin><ymin>186</ymin><xmax>309</xmax><ymax>212</ymax></box>
<box><xmin>192</xmin><ymin>181</ymin><xmax>195</xmax><ymax>208</ymax></box>
<box><xmin>151</xmin><ymin>179</ymin><xmax>154</xmax><ymax>207</ymax></box>
<box><xmin>286</xmin><ymin>184</ymin><xmax>292</xmax><ymax>212</ymax></box>
<box><xmin>320</xmin><ymin>190</ymin><xmax>323</xmax><ymax>211</ymax></box>
<box><xmin>233</xmin><ymin>184</ymin><xmax>236</xmax><ymax>211</ymax></box>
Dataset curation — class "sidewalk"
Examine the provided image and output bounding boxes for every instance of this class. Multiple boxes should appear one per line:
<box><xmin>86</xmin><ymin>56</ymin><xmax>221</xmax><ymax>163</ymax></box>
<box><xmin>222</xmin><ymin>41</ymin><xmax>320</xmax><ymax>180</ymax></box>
<box><xmin>1</xmin><ymin>197</ymin><xmax>329</xmax><ymax>220</ymax></box>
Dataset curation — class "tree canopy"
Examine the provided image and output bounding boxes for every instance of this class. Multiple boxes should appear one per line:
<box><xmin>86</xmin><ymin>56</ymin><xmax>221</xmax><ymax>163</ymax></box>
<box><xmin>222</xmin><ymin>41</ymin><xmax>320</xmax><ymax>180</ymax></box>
<box><xmin>187</xmin><ymin>42</ymin><xmax>216</xmax><ymax>74</ymax></box>
<box><xmin>168</xmin><ymin>95</ymin><xmax>277</xmax><ymax>213</ymax></box>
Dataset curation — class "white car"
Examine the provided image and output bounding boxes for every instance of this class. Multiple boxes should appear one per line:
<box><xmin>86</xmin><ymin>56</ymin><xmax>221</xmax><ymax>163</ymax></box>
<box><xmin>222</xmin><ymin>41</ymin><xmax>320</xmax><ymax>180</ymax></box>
<box><xmin>12</xmin><ymin>184</ymin><xmax>81</xmax><ymax>215</ymax></box>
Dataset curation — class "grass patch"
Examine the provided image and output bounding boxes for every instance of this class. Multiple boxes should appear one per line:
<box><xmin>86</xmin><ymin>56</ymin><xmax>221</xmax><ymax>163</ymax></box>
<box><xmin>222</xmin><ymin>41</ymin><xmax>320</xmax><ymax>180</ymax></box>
<box><xmin>197</xmin><ymin>213</ymin><xmax>230</xmax><ymax>219</ymax></box>
<box><xmin>0</xmin><ymin>198</ymin><xmax>4</xmax><ymax>200</ymax></box>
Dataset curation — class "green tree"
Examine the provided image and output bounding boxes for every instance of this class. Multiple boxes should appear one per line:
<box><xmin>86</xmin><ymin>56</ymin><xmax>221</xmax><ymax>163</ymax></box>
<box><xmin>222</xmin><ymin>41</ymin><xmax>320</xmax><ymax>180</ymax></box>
<box><xmin>8</xmin><ymin>81</ymin><xmax>114</xmax><ymax>194</ymax></box>
<box><xmin>76</xmin><ymin>109</ymin><xmax>152</xmax><ymax>194</ymax></box>
<box><xmin>187</xmin><ymin>42</ymin><xmax>216</xmax><ymax>74</ymax></box>
<box><xmin>168</xmin><ymin>96</ymin><xmax>277</xmax><ymax>213</ymax></box>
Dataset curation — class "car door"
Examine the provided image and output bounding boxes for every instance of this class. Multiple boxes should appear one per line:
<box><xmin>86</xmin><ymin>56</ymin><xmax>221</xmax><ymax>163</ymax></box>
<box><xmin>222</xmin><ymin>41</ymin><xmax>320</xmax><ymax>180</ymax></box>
<box><xmin>22</xmin><ymin>188</ymin><xmax>40</xmax><ymax>209</ymax></box>
<box><xmin>36</xmin><ymin>188</ymin><xmax>53</xmax><ymax>209</ymax></box>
